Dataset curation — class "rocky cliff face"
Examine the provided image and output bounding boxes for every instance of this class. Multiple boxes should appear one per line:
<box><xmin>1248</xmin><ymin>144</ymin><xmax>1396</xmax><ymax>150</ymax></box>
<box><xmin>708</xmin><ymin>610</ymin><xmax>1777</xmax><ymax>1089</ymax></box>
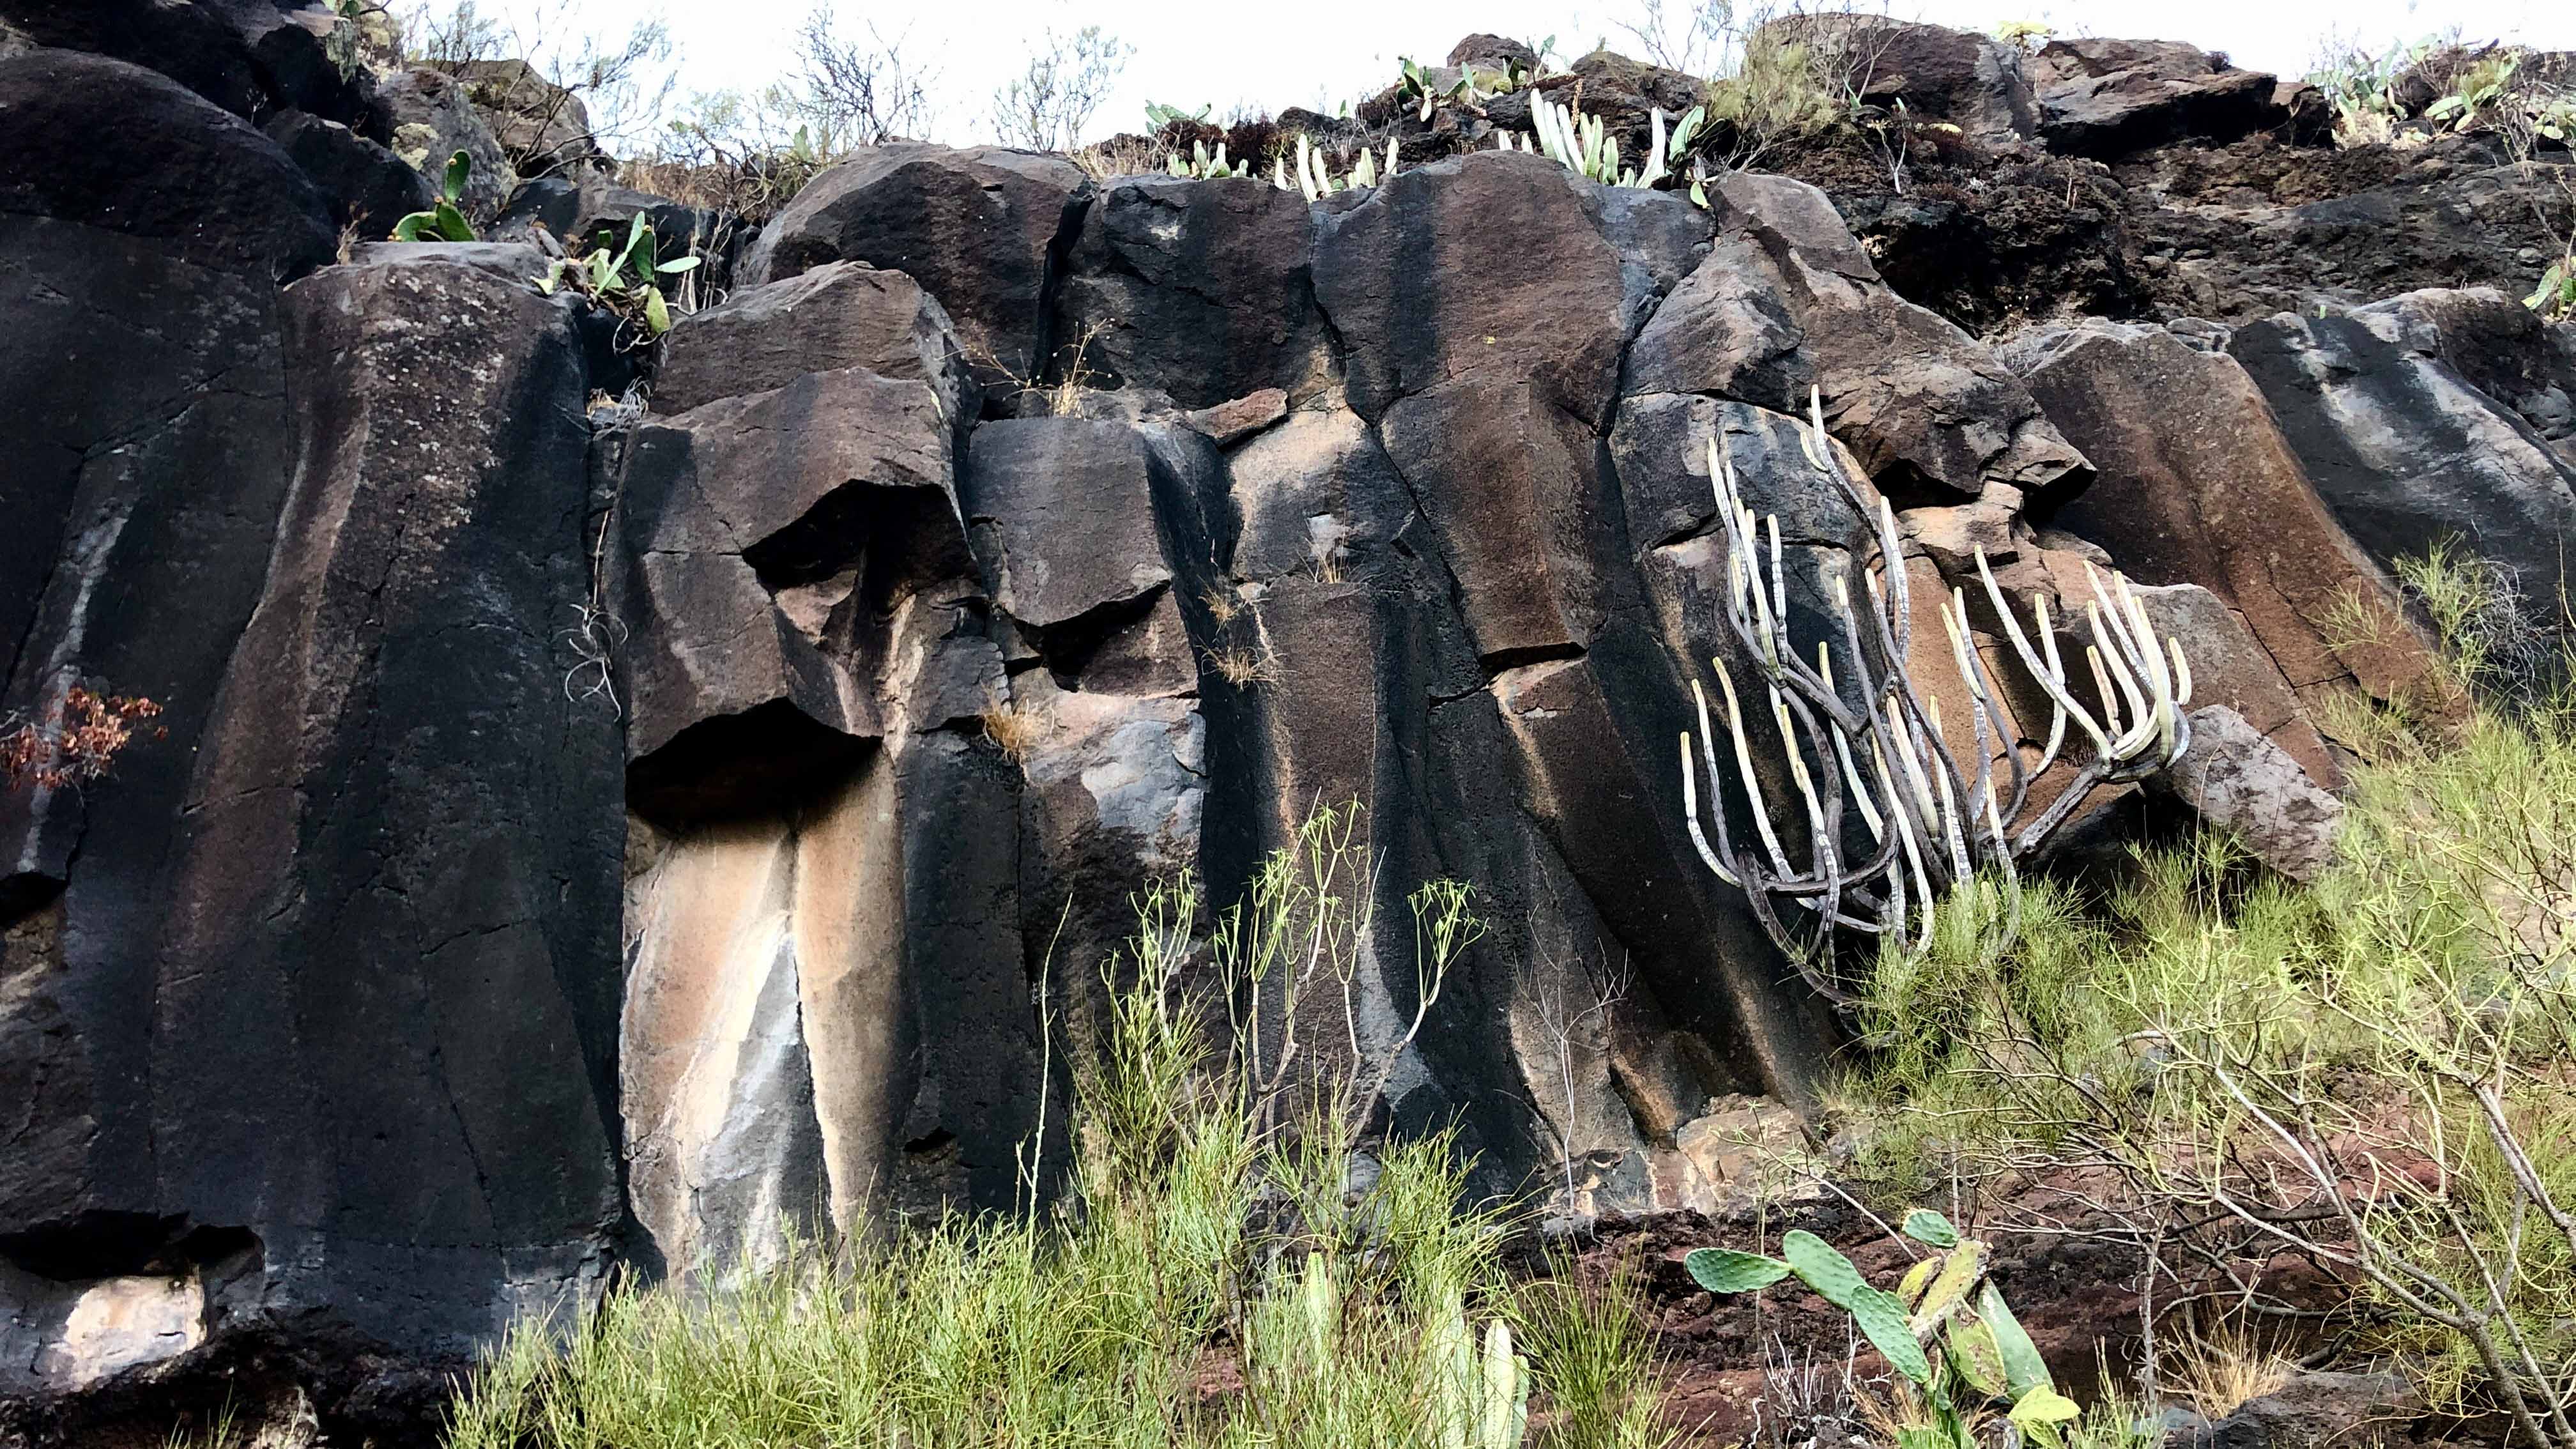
<box><xmin>2</xmin><ymin>8</ymin><xmax>2572</xmax><ymax>1443</ymax></box>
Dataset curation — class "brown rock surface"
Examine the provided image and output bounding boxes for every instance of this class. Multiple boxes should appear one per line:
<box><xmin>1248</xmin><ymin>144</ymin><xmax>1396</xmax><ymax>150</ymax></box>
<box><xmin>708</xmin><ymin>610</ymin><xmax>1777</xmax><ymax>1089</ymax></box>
<box><xmin>2011</xmin><ymin>318</ymin><xmax>2451</xmax><ymax>728</ymax></box>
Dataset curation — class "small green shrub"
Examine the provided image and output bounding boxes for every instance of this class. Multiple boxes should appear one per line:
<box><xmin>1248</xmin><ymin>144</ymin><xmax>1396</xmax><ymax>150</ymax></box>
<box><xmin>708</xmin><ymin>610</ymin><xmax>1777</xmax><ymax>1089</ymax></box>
<box><xmin>1511</xmin><ymin>1250</ymin><xmax>1673</xmax><ymax>1449</ymax></box>
<box><xmin>531</xmin><ymin>211</ymin><xmax>699</xmax><ymax>337</ymax></box>
<box><xmin>392</xmin><ymin>150</ymin><xmax>477</xmax><ymax>241</ymax></box>
<box><xmin>1701</xmin><ymin>32</ymin><xmax>1841</xmax><ymax>171</ymax></box>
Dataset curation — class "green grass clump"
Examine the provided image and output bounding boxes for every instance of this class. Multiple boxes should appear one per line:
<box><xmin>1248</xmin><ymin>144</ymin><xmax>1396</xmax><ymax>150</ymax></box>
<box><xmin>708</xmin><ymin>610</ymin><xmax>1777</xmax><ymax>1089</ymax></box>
<box><xmin>1511</xmin><ymin>1249</ymin><xmax>1673</xmax><ymax>1449</ymax></box>
<box><xmin>443</xmin><ymin>808</ymin><xmax>1671</xmax><ymax>1449</ymax></box>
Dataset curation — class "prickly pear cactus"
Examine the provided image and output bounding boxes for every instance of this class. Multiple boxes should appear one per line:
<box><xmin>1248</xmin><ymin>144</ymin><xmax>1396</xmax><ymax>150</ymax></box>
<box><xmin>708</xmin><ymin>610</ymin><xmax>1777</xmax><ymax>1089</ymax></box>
<box><xmin>1682</xmin><ymin>1209</ymin><xmax>2094</xmax><ymax>1449</ymax></box>
<box><xmin>1685</xmin><ymin>1247</ymin><xmax>1793</xmax><ymax>1293</ymax></box>
<box><xmin>1781</xmin><ymin>1230</ymin><xmax>1931</xmax><ymax>1384</ymax></box>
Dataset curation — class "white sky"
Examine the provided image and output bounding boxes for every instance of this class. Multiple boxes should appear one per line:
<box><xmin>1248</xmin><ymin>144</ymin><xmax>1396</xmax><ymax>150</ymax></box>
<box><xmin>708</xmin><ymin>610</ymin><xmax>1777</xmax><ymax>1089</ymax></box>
<box><xmin>485</xmin><ymin>0</ymin><xmax>2576</xmax><ymax>150</ymax></box>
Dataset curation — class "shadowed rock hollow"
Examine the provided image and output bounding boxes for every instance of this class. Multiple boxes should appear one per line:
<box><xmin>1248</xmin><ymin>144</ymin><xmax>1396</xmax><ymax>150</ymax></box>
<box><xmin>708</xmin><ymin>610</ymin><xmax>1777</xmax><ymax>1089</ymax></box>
<box><xmin>2</xmin><ymin>7</ymin><xmax>2573</xmax><ymax>1444</ymax></box>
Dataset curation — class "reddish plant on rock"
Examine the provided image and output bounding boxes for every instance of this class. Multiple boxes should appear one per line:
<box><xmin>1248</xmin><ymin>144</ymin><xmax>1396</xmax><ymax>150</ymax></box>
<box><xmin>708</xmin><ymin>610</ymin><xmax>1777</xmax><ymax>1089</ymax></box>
<box><xmin>1</xmin><ymin>686</ymin><xmax>164</xmax><ymax>790</ymax></box>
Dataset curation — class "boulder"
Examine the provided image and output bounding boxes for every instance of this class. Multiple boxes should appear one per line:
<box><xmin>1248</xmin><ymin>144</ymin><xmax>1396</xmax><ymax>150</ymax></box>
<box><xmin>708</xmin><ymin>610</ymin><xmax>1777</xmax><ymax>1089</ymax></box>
<box><xmin>2031</xmin><ymin>38</ymin><xmax>2285</xmax><ymax>158</ymax></box>
<box><xmin>652</xmin><ymin>260</ymin><xmax>972</xmax><ymax>422</ymax></box>
<box><xmin>2339</xmin><ymin>287</ymin><xmax>2576</xmax><ymax>463</ymax></box>
<box><xmin>378</xmin><ymin>65</ymin><xmax>513</xmax><ymax>222</ymax></box>
<box><xmin>2008</xmin><ymin>318</ymin><xmax>2450</xmax><ymax>720</ymax></box>
<box><xmin>2150</xmin><ymin>705</ymin><xmax>2342</xmax><ymax>880</ymax></box>
<box><xmin>2189</xmin><ymin>1370</ymin><xmax>2421</xmax><ymax>1449</ymax></box>
<box><xmin>1179</xmin><ymin>387</ymin><xmax>1290</xmax><ymax>446</ymax></box>
<box><xmin>1447</xmin><ymin>33</ymin><xmax>1537</xmax><ymax>73</ymax></box>
<box><xmin>1563</xmin><ymin>49</ymin><xmax>1706</xmax><ymax>123</ymax></box>
<box><xmin>263</xmin><ymin>107</ymin><xmax>433</xmax><ymax>234</ymax></box>
<box><xmin>0</xmin><ymin>50</ymin><xmax>335</xmax><ymax>279</ymax></box>
<box><xmin>0</xmin><ymin>246</ymin><xmax>627</xmax><ymax>1440</ymax></box>
<box><xmin>1761</xmin><ymin>15</ymin><xmax>2039</xmax><ymax>144</ymax></box>
<box><xmin>744</xmin><ymin>144</ymin><xmax>1091</xmax><ymax>397</ymax></box>
<box><xmin>1054</xmin><ymin>175</ymin><xmax>1330</xmax><ymax>409</ymax></box>
<box><xmin>2230</xmin><ymin>293</ymin><xmax>2576</xmax><ymax>652</ymax></box>
<box><xmin>960</xmin><ymin>419</ymin><xmax>1175</xmax><ymax>641</ymax></box>
<box><xmin>450</xmin><ymin>56</ymin><xmax>603</xmax><ymax>176</ymax></box>
<box><xmin>1627</xmin><ymin>170</ymin><xmax>2088</xmax><ymax>500</ymax></box>
<box><xmin>2131</xmin><ymin>584</ymin><xmax>2343</xmax><ymax>788</ymax></box>
<box><xmin>0</xmin><ymin>207</ymin><xmax>297</xmax><ymax>1251</ymax></box>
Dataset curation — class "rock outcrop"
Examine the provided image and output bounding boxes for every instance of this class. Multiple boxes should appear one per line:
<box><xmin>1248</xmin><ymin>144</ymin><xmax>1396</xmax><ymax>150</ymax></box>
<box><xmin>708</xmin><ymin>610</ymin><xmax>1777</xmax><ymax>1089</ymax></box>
<box><xmin>1764</xmin><ymin>14</ymin><xmax>2041</xmax><ymax>146</ymax></box>
<box><xmin>2030</xmin><ymin>38</ymin><xmax>2285</xmax><ymax>158</ymax></box>
<box><xmin>743</xmin><ymin>144</ymin><xmax>1092</xmax><ymax>392</ymax></box>
<box><xmin>4</xmin><ymin>13</ymin><xmax>2573</xmax><ymax>1442</ymax></box>
<box><xmin>2233</xmin><ymin>289</ymin><xmax>2576</xmax><ymax>645</ymax></box>
<box><xmin>2005</xmin><ymin>318</ymin><xmax>2452</xmax><ymax>748</ymax></box>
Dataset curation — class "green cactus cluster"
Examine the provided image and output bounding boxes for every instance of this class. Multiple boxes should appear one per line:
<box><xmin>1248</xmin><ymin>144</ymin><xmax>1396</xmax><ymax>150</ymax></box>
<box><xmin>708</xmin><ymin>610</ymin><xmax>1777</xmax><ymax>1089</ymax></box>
<box><xmin>1425</xmin><ymin>1296</ymin><xmax>1529</xmax><ymax>1449</ymax></box>
<box><xmin>1276</xmin><ymin>132</ymin><xmax>1399</xmax><ymax>199</ymax></box>
<box><xmin>1265</xmin><ymin>1253</ymin><xmax>1529</xmax><ymax>1449</ymax></box>
<box><xmin>1165</xmin><ymin>138</ymin><xmax>1255</xmax><ymax>180</ymax></box>
<box><xmin>1505</xmin><ymin>97</ymin><xmax>1705</xmax><ymax>191</ymax></box>
<box><xmin>1688</xmin><ymin>1211</ymin><xmax>2087</xmax><ymax>1449</ymax></box>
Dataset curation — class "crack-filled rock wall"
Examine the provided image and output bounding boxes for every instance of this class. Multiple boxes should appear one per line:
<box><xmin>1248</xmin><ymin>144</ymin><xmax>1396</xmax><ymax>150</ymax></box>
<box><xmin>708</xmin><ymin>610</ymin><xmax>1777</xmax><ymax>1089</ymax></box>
<box><xmin>4</xmin><ymin>13</ymin><xmax>2575</xmax><ymax>1441</ymax></box>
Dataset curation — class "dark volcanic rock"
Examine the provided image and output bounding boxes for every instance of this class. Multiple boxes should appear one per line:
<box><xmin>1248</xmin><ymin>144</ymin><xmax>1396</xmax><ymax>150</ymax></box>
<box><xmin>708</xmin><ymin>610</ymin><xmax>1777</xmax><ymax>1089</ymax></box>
<box><xmin>653</xmin><ymin>259</ymin><xmax>972</xmax><ymax>421</ymax></box>
<box><xmin>2032</xmin><ymin>38</ymin><xmax>2285</xmax><ymax>158</ymax></box>
<box><xmin>2187</xmin><ymin>1370</ymin><xmax>2423</xmax><ymax>1449</ymax></box>
<box><xmin>0</xmin><ymin>211</ymin><xmax>296</xmax><ymax>1229</ymax></box>
<box><xmin>744</xmin><ymin>144</ymin><xmax>1091</xmax><ymax>397</ymax></box>
<box><xmin>1055</xmin><ymin>175</ymin><xmax>1329</xmax><ymax>410</ymax></box>
<box><xmin>961</xmin><ymin>420</ymin><xmax>1174</xmax><ymax>638</ymax></box>
<box><xmin>1381</xmin><ymin>380</ymin><xmax>1614</xmax><ymax>662</ymax></box>
<box><xmin>17</xmin><ymin>24</ymin><xmax>2555</xmax><ymax>1438</ymax></box>
<box><xmin>1563</xmin><ymin>49</ymin><xmax>1706</xmax><ymax>123</ymax></box>
<box><xmin>2149</xmin><ymin>703</ymin><xmax>2343</xmax><ymax>880</ymax></box>
<box><xmin>2232</xmin><ymin>292</ymin><xmax>2576</xmax><ymax>646</ymax></box>
<box><xmin>450</xmin><ymin>56</ymin><xmax>605</xmax><ymax>177</ymax></box>
<box><xmin>2133</xmin><ymin>158</ymin><xmax>2576</xmax><ymax>323</ymax></box>
<box><xmin>0</xmin><ymin>0</ymin><xmax>378</xmax><ymax>134</ymax></box>
<box><xmin>1447</xmin><ymin>33</ymin><xmax>1536</xmax><ymax>72</ymax></box>
<box><xmin>1312</xmin><ymin>150</ymin><xmax>1630</xmax><ymax>425</ymax></box>
<box><xmin>0</xmin><ymin>50</ymin><xmax>334</xmax><ymax>279</ymax></box>
<box><xmin>1828</xmin><ymin>158</ymin><xmax>2145</xmax><ymax>336</ymax></box>
<box><xmin>615</xmin><ymin>366</ymin><xmax>975</xmax><ymax>823</ymax></box>
<box><xmin>3</xmin><ymin>243</ymin><xmax>624</xmax><ymax>1441</ymax></box>
<box><xmin>263</xmin><ymin>107</ymin><xmax>434</xmax><ymax>235</ymax></box>
<box><xmin>2009</xmin><ymin>318</ymin><xmax>2450</xmax><ymax>731</ymax></box>
<box><xmin>378</xmin><ymin>65</ymin><xmax>514</xmax><ymax>223</ymax></box>
<box><xmin>158</xmin><ymin>243</ymin><xmax>625</xmax><ymax>1347</ymax></box>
